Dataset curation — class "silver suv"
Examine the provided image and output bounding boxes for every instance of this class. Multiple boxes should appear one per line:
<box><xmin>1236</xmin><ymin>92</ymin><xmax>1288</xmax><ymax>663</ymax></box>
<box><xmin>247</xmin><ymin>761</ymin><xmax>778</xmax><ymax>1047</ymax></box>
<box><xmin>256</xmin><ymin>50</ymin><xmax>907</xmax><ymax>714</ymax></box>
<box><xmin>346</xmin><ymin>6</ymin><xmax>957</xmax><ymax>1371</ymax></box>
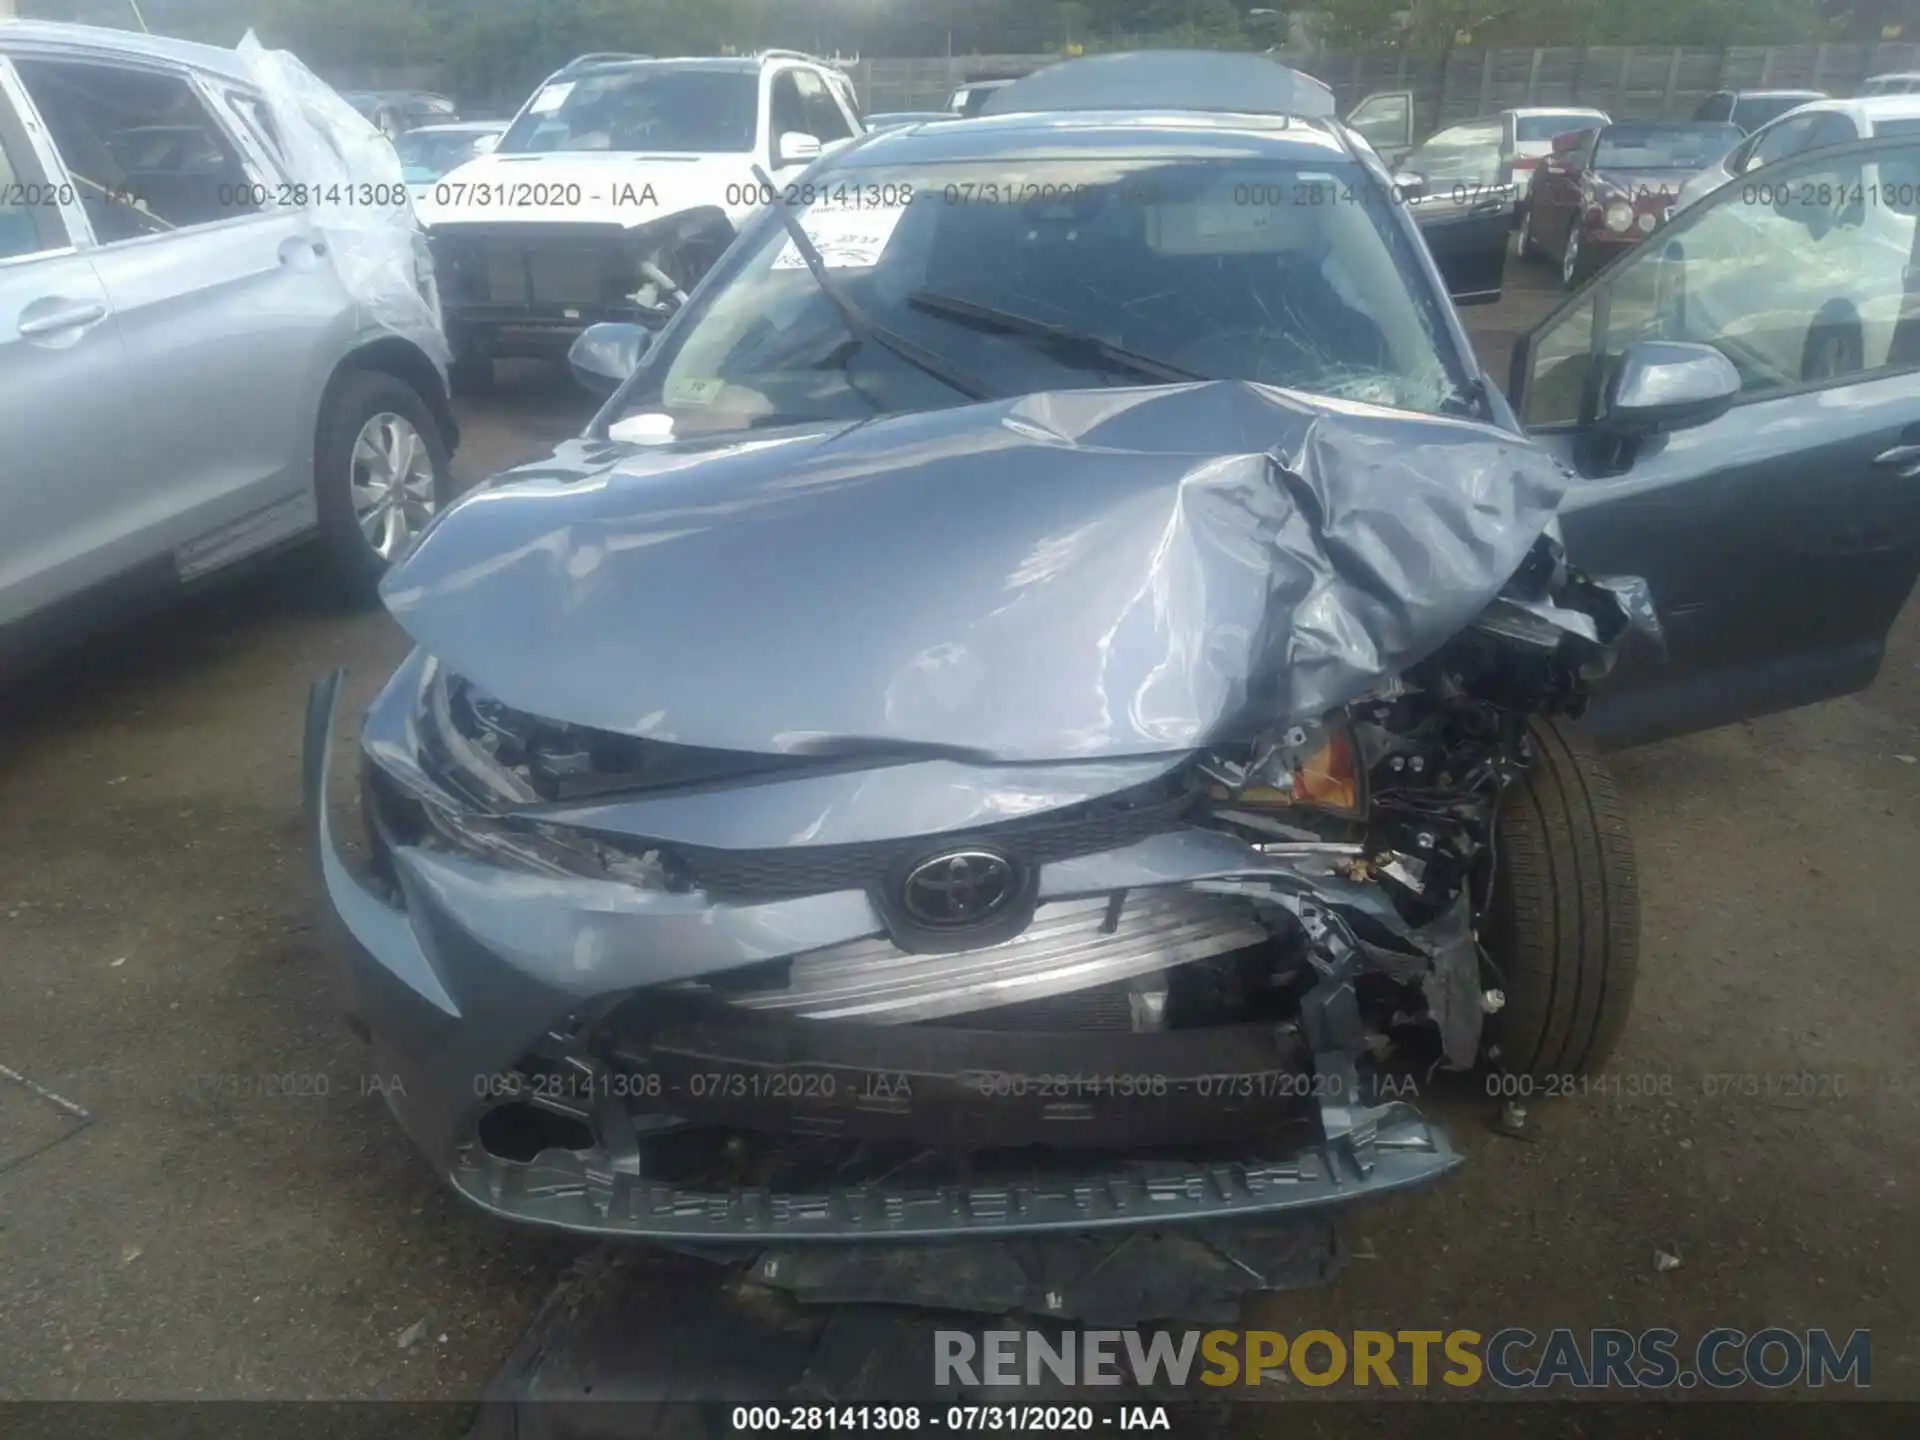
<box><xmin>0</xmin><ymin>21</ymin><xmax>457</xmax><ymax>675</ymax></box>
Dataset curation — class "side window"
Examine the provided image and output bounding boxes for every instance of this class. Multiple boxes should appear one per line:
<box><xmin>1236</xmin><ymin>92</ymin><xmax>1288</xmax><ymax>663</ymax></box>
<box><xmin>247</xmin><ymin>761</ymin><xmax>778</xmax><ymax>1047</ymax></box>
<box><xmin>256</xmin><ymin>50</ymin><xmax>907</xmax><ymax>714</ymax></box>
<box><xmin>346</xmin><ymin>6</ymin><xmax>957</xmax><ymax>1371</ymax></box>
<box><xmin>13</xmin><ymin>58</ymin><xmax>259</xmax><ymax>243</ymax></box>
<box><xmin>1748</xmin><ymin>114</ymin><xmax>1818</xmax><ymax>168</ymax></box>
<box><xmin>1347</xmin><ymin>92</ymin><xmax>1411</xmax><ymax>149</ymax></box>
<box><xmin>0</xmin><ymin>86</ymin><xmax>69</xmax><ymax>259</ymax></box>
<box><xmin>792</xmin><ymin>69</ymin><xmax>851</xmax><ymax>142</ymax></box>
<box><xmin>1809</xmin><ymin>112</ymin><xmax>1859</xmax><ymax>149</ymax></box>
<box><xmin>225</xmin><ymin>91</ymin><xmax>287</xmax><ymax>171</ymax></box>
<box><xmin>1520</xmin><ymin>141</ymin><xmax>1920</xmax><ymax>427</ymax></box>
<box><xmin>1404</xmin><ymin>121</ymin><xmax>1503</xmax><ymax>184</ymax></box>
<box><xmin>1724</xmin><ymin>133</ymin><xmax>1761</xmax><ymax>175</ymax></box>
<box><xmin>1694</xmin><ymin>94</ymin><xmax>1733</xmax><ymax>123</ymax></box>
<box><xmin>830</xmin><ymin>73</ymin><xmax>863</xmax><ymax>126</ymax></box>
<box><xmin>768</xmin><ymin>72</ymin><xmax>808</xmax><ymax>141</ymax></box>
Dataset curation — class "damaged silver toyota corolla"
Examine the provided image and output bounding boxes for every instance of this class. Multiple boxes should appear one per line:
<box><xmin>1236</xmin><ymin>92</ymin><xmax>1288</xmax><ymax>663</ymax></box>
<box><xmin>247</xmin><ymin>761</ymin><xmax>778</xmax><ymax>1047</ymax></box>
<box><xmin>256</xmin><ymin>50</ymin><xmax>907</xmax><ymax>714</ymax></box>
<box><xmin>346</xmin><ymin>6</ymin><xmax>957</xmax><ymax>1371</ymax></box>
<box><xmin>306</xmin><ymin>95</ymin><xmax>1672</xmax><ymax>1244</ymax></box>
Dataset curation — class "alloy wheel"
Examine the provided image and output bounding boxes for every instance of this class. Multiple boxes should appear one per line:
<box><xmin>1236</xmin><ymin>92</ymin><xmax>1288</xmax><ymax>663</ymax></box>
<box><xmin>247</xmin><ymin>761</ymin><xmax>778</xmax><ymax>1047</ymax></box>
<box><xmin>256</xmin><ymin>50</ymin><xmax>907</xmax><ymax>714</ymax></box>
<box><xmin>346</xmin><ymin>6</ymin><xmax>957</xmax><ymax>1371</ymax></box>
<box><xmin>350</xmin><ymin>412</ymin><xmax>439</xmax><ymax>560</ymax></box>
<box><xmin>1561</xmin><ymin>229</ymin><xmax>1581</xmax><ymax>288</ymax></box>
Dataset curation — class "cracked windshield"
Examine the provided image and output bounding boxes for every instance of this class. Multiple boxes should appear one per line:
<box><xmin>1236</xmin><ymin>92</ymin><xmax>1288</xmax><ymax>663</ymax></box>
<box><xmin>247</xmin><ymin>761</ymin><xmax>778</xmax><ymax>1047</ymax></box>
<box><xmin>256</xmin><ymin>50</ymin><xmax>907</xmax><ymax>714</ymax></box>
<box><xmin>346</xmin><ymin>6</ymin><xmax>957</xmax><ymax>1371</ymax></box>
<box><xmin>623</xmin><ymin>155</ymin><xmax>1466</xmax><ymax>436</ymax></box>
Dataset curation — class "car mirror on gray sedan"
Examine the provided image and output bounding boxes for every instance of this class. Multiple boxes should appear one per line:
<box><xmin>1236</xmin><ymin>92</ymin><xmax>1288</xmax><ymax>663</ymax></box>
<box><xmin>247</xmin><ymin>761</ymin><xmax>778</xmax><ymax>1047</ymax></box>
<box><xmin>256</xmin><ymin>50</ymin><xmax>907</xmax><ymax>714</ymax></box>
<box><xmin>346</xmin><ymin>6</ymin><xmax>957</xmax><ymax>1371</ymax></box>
<box><xmin>1601</xmin><ymin>340</ymin><xmax>1740</xmax><ymax>436</ymax></box>
<box><xmin>568</xmin><ymin>323</ymin><xmax>651</xmax><ymax>396</ymax></box>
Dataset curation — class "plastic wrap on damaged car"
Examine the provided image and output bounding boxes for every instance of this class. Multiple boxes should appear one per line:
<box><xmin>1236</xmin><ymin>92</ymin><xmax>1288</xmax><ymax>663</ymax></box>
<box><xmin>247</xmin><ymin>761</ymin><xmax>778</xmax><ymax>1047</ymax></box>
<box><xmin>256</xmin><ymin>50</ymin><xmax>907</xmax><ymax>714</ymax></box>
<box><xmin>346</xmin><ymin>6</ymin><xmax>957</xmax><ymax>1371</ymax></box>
<box><xmin>380</xmin><ymin>380</ymin><xmax>1572</xmax><ymax>761</ymax></box>
<box><xmin>235</xmin><ymin>32</ymin><xmax>450</xmax><ymax>367</ymax></box>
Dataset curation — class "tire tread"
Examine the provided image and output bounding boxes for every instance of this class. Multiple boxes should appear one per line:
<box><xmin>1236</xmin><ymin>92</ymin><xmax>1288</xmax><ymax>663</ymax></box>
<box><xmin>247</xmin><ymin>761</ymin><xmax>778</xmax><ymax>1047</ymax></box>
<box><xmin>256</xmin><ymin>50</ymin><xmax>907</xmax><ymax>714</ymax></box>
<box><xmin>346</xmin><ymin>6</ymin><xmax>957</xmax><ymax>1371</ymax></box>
<box><xmin>1490</xmin><ymin>716</ymin><xmax>1639</xmax><ymax>1077</ymax></box>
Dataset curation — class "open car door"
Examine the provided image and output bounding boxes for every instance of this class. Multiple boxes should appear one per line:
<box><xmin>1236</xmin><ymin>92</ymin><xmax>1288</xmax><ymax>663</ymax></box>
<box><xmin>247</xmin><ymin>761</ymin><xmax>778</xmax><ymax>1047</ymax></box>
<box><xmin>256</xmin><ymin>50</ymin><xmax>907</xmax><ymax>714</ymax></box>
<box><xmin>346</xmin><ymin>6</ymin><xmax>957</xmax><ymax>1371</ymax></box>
<box><xmin>1508</xmin><ymin>134</ymin><xmax>1920</xmax><ymax>748</ymax></box>
<box><xmin>1344</xmin><ymin>89</ymin><xmax>1414</xmax><ymax>165</ymax></box>
<box><xmin>1394</xmin><ymin>117</ymin><xmax>1513</xmax><ymax>305</ymax></box>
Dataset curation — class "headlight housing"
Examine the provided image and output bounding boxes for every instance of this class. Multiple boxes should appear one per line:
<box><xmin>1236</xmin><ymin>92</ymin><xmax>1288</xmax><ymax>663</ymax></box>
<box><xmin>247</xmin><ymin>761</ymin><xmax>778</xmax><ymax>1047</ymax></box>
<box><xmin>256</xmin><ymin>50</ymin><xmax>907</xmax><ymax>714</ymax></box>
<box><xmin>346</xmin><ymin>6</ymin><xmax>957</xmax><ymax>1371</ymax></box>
<box><xmin>1604</xmin><ymin>200</ymin><xmax>1634</xmax><ymax>233</ymax></box>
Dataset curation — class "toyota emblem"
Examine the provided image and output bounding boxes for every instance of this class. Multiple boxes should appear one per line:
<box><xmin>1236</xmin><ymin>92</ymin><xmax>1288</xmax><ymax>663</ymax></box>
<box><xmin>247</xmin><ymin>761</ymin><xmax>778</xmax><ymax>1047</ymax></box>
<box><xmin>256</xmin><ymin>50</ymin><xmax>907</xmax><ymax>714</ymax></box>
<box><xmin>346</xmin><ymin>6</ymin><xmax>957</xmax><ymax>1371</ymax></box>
<box><xmin>900</xmin><ymin>850</ymin><xmax>1018</xmax><ymax>928</ymax></box>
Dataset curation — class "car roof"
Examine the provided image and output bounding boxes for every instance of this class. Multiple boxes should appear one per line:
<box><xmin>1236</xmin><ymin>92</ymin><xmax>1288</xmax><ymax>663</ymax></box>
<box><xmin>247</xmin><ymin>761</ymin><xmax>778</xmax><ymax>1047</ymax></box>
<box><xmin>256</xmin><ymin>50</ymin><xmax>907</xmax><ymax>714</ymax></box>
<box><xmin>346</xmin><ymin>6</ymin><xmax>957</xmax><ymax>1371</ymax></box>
<box><xmin>0</xmin><ymin>17</ymin><xmax>257</xmax><ymax>85</ymax></box>
<box><xmin>1760</xmin><ymin>94</ymin><xmax>1920</xmax><ymax>124</ymax></box>
<box><xmin>1866</xmin><ymin>71</ymin><xmax>1920</xmax><ymax>83</ymax></box>
<box><xmin>406</xmin><ymin>120</ymin><xmax>507</xmax><ymax>135</ymax></box>
<box><xmin>1726</xmin><ymin>88</ymin><xmax>1826</xmax><ymax>99</ymax></box>
<box><xmin>980</xmin><ymin>51</ymin><xmax>1336</xmax><ymax>121</ymax></box>
<box><xmin>1604</xmin><ymin>118</ymin><xmax>1739</xmax><ymax>128</ymax></box>
<box><xmin>843</xmin><ymin>109</ymin><xmax>1351</xmax><ymax>164</ymax></box>
<box><xmin>1505</xmin><ymin>105</ymin><xmax>1607</xmax><ymax>117</ymax></box>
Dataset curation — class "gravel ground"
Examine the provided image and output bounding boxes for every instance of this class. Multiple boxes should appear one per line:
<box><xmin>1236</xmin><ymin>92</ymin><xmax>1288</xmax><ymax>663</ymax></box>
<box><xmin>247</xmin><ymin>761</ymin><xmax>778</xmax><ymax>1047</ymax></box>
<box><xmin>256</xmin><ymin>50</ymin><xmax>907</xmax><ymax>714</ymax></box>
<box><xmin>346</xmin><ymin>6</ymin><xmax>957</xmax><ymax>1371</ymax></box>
<box><xmin>1</xmin><ymin>265</ymin><xmax>1915</xmax><ymax>1403</ymax></box>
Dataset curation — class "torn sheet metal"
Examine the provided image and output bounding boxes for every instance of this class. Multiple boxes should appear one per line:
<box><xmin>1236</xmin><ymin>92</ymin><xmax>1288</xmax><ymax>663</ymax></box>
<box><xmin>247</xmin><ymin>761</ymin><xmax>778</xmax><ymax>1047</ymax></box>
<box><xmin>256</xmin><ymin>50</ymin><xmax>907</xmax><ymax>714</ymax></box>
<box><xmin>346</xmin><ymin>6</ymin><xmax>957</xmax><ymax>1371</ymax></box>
<box><xmin>382</xmin><ymin>380</ymin><xmax>1571</xmax><ymax>762</ymax></box>
<box><xmin>235</xmin><ymin>32</ymin><xmax>450</xmax><ymax>367</ymax></box>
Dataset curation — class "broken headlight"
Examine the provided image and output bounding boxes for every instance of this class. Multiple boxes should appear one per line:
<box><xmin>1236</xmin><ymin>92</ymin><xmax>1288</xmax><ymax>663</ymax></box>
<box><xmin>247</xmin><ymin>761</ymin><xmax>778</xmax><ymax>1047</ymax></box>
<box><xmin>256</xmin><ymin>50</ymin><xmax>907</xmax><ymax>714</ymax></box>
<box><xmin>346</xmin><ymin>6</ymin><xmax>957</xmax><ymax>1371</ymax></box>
<box><xmin>1198</xmin><ymin>714</ymin><xmax>1366</xmax><ymax>822</ymax></box>
<box><xmin>383</xmin><ymin>661</ymin><xmax>681</xmax><ymax>887</ymax></box>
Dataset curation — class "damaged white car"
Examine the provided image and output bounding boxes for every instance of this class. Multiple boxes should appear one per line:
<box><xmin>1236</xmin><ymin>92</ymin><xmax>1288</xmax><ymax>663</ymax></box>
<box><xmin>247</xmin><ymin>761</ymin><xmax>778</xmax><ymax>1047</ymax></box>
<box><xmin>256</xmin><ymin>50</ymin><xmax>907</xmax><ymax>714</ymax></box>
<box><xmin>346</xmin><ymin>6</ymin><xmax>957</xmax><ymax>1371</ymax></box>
<box><xmin>417</xmin><ymin>50</ymin><xmax>863</xmax><ymax>392</ymax></box>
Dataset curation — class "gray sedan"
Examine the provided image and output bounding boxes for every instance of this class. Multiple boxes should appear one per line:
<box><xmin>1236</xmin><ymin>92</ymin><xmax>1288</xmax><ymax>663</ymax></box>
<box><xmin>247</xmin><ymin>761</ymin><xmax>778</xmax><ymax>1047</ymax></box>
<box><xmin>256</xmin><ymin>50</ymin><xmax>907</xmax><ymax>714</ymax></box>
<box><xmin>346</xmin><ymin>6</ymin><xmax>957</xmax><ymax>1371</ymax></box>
<box><xmin>304</xmin><ymin>49</ymin><xmax>1920</xmax><ymax>1254</ymax></box>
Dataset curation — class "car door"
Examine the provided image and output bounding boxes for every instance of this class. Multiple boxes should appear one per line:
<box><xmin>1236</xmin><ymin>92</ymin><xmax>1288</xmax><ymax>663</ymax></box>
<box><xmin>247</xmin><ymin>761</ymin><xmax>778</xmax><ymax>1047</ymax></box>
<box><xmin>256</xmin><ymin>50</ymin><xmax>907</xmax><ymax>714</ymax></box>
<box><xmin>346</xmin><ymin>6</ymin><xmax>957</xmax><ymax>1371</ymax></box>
<box><xmin>10</xmin><ymin>52</ymin><xmax>357</xmax><ymax>581</ymax></box>
<box><xmin>1397</xmin><ymin>119</ymin><xmax>1511</xmax><ymax>303</ymax></box>
<box><xmin>1530</xmin><ymin>128</ymin><xmax>1594</xmax><ymax>252</ymax></box>
<box><xmin>0</xmin><ymin>58</ymin><xmax>135</xmax><ymax>645</ymax></box>
<box><xmin>1508</xmin><ymin>135</ymin><xmax>1920</xmax><ymax>748</ymax></box>
<box><xmin>1344</xmin><ymin>89</ymin><xmax>1414</xmax><ymax>165</ymax></box>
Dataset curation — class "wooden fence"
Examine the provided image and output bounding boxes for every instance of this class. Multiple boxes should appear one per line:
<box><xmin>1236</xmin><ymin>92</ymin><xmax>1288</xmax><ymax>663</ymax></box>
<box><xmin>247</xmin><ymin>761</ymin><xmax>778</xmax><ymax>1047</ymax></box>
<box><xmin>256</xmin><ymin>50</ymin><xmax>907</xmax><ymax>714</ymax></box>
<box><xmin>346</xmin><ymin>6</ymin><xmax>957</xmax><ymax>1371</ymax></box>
<box><xmin>331</xmin><ymin>41</ymin><xmax>1920</xmax><ymax>124</ymax></box>
<box><xmin>849</xmin><ymin>41</ymin><xmax>1920</xmax><ymax>126</ymax></box>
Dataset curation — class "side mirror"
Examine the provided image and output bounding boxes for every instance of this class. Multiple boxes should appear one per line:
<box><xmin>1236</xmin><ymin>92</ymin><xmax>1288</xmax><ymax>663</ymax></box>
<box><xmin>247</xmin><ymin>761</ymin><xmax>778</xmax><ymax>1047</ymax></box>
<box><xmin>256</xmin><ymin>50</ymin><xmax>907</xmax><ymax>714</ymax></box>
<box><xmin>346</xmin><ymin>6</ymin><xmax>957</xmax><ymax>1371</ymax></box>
<box><xmin>1601</xmin><ymin>340</ymin><xmax>1739</xmax><ymax>436</ymax></box>
<box><xmin>775</xmin><ymin>131</ymin><xmax>823</xmax><ymax>168</ymax></box>
<box><xmin>1393</xmin><ymin>170</ymin><xmax>1426</xmax><ymax>200</ymax></box>
<box><xmin>568</xmin><ymin>323</ymin><xmax>650</xmax><ymax>396</ymax></box>
<box><xmin>473</xmin><ymin>134</ymin><xmax>500</xmax><ymax>155</ymax></box>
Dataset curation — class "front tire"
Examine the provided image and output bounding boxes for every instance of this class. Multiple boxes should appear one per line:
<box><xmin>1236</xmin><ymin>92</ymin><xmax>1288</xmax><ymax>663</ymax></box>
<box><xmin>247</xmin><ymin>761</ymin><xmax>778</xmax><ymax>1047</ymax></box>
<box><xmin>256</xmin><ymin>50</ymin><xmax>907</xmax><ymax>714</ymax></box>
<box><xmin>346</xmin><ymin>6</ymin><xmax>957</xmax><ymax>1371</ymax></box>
<box><xmin>314</xmin><ymin>370</ymin><xmax>452</xmax><ymax>597</ymax></box>
<box><xmin>1560</xmin><ymin>227</ymin><xmax>1587</xmax><ymax>289</ymax></box>
<box><xmin>1484</xmin><ymin>716</ymin><xmax>1639</xmax><ymax>1079</ymax></box>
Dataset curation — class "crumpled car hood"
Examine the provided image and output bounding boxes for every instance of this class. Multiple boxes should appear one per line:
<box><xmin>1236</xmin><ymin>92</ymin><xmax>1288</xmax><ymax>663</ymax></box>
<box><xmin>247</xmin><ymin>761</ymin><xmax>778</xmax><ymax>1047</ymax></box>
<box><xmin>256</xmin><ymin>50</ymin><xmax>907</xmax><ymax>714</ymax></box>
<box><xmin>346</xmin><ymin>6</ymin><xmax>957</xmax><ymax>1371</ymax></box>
<box><xmin>382</xmin><ymin>381</ymin><xmax>1571</xmax><ymax>763</ymax></box>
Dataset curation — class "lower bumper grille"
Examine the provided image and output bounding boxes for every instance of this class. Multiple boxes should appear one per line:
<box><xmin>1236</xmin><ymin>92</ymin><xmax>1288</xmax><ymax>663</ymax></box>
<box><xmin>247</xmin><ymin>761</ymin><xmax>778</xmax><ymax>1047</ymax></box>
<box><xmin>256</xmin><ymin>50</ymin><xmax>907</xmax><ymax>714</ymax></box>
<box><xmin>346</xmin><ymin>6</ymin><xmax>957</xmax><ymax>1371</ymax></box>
<box><xmin>710</xmin><ymin>891</ymin><xmax>1270</xmax><ymax>1023</ymax></box>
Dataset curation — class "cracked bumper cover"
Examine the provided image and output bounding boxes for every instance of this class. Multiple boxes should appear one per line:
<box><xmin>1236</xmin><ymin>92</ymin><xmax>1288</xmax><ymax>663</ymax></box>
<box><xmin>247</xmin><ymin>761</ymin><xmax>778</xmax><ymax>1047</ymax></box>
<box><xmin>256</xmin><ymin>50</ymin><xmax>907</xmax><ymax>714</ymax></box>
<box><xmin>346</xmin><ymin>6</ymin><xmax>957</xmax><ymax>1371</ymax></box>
<box><xmin>304</xmin><ymin>671</ymin><xmax>1462</xmax><ymax>1241</ymax></box>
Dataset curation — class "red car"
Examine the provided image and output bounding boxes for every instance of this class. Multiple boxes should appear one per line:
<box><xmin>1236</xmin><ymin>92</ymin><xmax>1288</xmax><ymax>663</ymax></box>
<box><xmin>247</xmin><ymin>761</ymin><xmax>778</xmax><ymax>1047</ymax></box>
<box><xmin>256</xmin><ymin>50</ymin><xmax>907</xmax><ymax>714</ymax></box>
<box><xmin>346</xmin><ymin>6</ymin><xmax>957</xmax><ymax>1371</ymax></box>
<box><xmin>1517</xmin><ymin>120</ymin><xmax>1742</xmax><ymax>287</ymax></box>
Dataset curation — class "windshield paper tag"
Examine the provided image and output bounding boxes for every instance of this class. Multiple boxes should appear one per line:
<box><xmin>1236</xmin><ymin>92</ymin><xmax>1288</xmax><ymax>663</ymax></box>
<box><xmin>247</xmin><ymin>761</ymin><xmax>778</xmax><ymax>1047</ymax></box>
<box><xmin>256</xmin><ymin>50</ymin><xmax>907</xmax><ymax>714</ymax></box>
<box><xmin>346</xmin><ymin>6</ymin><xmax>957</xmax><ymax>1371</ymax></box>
<box><xmin>664</xmin><ymin>376</ymin><xmax>724</xmax><ymax>407</ymax></box>
<box><xmin>528</xmin><ymin>82</ymin><xmax>575</xmax><ymax>115</ymax></box>
<box><xmin>771</xmin><ymin>199</ymin><xmax>908</xmax><ymax>271</ymax></box>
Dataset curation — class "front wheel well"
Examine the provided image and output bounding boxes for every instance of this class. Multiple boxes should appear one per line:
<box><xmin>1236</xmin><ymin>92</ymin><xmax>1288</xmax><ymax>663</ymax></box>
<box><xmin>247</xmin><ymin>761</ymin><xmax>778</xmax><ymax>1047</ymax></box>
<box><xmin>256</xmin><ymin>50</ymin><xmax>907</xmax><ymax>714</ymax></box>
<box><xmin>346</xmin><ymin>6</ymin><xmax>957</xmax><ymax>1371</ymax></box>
<box><xmin>322</xmin><ymin>337</ymin><xmax>459</xmax><ymax>459</ymax></box>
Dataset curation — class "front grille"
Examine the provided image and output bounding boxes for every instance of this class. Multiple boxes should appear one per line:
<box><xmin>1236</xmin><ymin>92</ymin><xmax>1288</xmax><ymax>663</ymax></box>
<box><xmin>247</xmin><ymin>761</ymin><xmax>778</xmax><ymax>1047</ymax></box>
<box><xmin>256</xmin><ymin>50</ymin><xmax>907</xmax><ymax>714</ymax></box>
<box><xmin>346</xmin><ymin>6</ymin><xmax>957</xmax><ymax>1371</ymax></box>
<box><xmin>673</xmin><ymin>780</ymin><xmax>1195</xmax><ymax>902</ymax></box>
<box><xmin>431</xmin><ymin>222</ymin><xmax>631</xmax><ymax>307</ymax></box>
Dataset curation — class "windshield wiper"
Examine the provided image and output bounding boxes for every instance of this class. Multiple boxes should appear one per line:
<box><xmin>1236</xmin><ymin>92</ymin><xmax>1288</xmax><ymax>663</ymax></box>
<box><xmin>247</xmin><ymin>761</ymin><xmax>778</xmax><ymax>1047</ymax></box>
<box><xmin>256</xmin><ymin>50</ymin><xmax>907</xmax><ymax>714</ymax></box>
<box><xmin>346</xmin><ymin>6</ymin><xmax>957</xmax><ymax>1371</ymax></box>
<box><xmin>905</xmin><ymin>289</ymin><xmax>1205</xmax><ymax>384</ymax></box>
<box><xmin>750</xmin><ymin>165</ymin><xmax>990</xmax><ymax>402</ymax></box>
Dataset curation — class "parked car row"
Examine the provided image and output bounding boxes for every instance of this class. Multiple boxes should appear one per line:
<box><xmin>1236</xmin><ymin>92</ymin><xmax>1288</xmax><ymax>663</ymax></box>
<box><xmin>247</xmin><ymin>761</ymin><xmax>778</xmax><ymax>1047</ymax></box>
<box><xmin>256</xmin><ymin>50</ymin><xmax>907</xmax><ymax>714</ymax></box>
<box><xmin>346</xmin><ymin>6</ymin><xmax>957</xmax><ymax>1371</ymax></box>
<box><xmin>1516</xmin><ymin>120</ymin><xmax>1742</xmax><ymax>285</ymax></box>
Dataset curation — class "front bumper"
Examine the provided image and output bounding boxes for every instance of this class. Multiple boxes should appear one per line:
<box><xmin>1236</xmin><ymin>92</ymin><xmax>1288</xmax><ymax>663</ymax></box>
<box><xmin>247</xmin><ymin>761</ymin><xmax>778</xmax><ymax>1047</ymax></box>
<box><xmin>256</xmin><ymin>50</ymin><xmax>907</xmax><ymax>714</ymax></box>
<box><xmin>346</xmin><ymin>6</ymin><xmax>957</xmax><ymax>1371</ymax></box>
<box><xmin>304</xmin><ymin>670</ymin><xmax>1462</xmax><ymax>1241</ymax></box>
